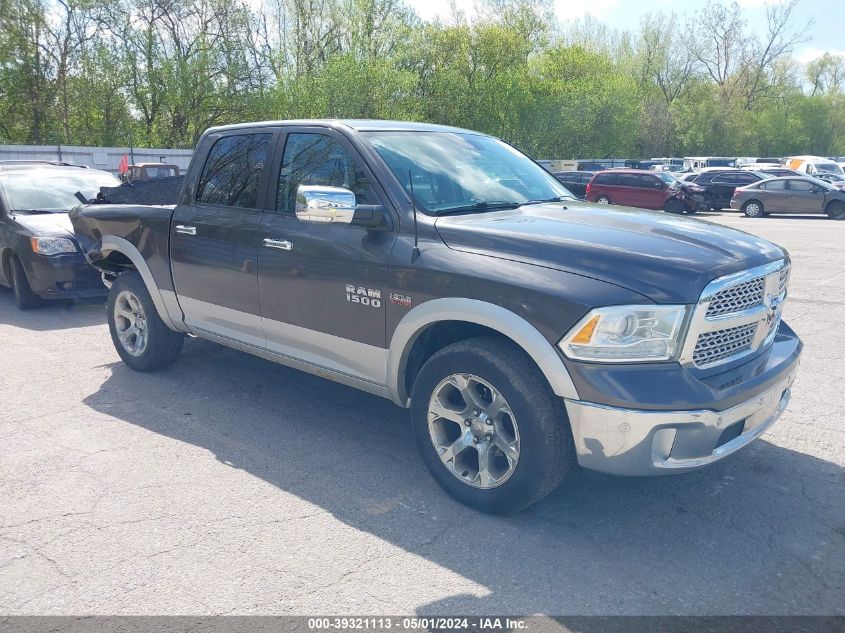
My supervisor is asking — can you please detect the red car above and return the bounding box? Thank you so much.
[585,169,705,214]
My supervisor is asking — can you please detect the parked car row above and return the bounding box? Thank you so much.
[552,163,845,219]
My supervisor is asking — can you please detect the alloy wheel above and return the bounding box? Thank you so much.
[427,373,520,489]
[113,290,148,356]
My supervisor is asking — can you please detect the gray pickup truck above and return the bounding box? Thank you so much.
[71,120,802,513]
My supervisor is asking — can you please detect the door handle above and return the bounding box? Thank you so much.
[175,225,197,236]
[263,238,293,251]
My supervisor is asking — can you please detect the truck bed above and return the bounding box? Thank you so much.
[70,203,177,292]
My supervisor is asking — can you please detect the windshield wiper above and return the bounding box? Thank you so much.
[436,200,523,215]
[11,209,61,214]
[523,195,574,205]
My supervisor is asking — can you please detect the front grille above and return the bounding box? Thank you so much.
[685,260,791,369]
[692,323,757,366]
[706,277,765,317]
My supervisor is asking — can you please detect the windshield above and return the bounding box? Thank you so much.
[809,177,835,190]
[0,169,120,212]
[813,162,844,175]
[656,172,682,188]
[363,131,574,214]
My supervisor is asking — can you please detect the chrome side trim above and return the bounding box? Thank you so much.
[177,295,389,388]
[263,314,388,385]
[193,327,391,400]
[178,296,265,349]
[388,298,580,407]
[99,236,187,332]
[680,259,788,369]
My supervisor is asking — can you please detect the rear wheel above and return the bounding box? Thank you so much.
[107,272,184,371]
[826,201,845,220]
[663,199,685,214]
[742,200,765,218]
[9,256,42,310]
[410,336,574,515]
[596,195,611,204]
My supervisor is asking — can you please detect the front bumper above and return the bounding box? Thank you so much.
[23,253,107,299]
[563,349,800,476]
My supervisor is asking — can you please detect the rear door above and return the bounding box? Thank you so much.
[785,179,826,213]
[755,179,787,212]
[256,127,397,386]
[615,173,643,207]
[170,129,276,347]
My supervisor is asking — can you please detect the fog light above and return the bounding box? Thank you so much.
[58,281,75,290]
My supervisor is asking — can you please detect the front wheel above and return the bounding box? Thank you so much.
[742,200,765,218]
[663,199,685,214]
[9,256,42,310]
[107,272,184,371]
[410,337,575,514]
[826,201,845,220]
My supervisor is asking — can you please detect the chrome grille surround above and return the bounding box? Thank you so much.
[680,259,790,370]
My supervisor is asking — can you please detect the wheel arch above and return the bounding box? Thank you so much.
[387,298,579,407]
[99,236,186,332]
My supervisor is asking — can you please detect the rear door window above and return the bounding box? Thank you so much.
[196,133,272,208]
[759,180,786,191]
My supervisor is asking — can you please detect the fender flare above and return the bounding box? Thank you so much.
[99,236,186,332]
[387,297,579,406]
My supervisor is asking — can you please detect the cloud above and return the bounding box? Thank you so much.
[554,0,620,23]
[795,47,845,64]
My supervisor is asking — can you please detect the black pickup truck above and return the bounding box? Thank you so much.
[71,120,802,514]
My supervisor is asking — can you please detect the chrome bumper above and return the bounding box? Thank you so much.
[564,369,798,476]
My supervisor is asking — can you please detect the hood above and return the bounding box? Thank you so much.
[434,203,786,303]
[680,182,705,194]
[12,211,76,239]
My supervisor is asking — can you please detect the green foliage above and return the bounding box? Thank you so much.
[0,0,842,157]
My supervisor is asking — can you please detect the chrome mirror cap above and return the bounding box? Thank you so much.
[295,185,356,224]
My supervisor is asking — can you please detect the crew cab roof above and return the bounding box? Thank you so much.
[203,119,482,136]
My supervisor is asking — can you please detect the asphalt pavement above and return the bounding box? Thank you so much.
[1,211,843,615]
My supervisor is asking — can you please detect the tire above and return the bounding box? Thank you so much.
[826,201,845,220]
[410,336,575,515]
[663,199,685,214]
[742,200,765,218]
[107,272,184,371]
[596,196,611,204]
[9,256,42,310]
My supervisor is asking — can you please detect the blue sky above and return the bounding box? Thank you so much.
[407,0,844,63]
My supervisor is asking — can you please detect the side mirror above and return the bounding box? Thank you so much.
[295,184,388,229]
[296,185,356,224]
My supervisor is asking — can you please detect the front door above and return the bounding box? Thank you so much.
[638,174,665,209]
[170,130,275,347]
[785,179,826,213]
[257,128,397,386]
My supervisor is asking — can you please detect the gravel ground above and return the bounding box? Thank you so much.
[1,211,843,615]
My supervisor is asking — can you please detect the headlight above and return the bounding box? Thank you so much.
[30,237,78,255]
[560,305,688,362]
